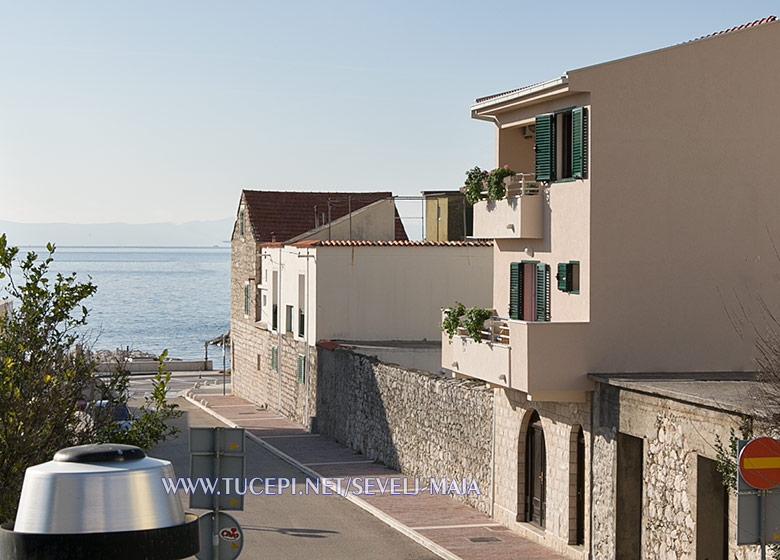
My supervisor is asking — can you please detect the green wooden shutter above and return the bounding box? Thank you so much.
[535,113,555,182]
[557,263,569,292]
[296,354,305,383]
[535,263,550,322]
[244,284,250,315]
[271,346,278,371]
[509,262,522,320]
[572,107,587,179]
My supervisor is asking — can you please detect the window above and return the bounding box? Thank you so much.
[296,354,306,383]
[243,283,250,316]
[535,107,587,182]
[257,353,262,370]
[256,286,263,321]
[271,271,278,331]
[239,208,245,237]
[298,274,305,338]
[271,345,278,371]
[509,262,550,322]
[286,305,294,333]
[556,261,580,294]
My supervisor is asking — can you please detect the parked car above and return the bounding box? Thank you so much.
[75,400,135,432]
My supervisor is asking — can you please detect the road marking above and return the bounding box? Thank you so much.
[183,393,463,560]
[410,523,503,531]
[211,404,262,408]
[227,416,285,421]
[260,434,320,438]
[304,460,375,466]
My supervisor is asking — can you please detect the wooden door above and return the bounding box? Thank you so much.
[526,415,546,527]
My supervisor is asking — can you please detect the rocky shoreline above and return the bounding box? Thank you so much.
[91,349,182,363]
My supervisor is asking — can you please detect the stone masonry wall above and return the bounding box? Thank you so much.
[230,201,316,427]
[231,321,316,426]
[492,388,591,560]
[592,383,761,560]
[316,345,494,513]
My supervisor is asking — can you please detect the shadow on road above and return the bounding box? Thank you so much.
[241,526,339,538]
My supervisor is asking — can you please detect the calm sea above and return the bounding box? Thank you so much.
[11,247,230,360]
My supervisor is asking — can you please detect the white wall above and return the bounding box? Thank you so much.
[315,245,492,341]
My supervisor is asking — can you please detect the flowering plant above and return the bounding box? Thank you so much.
[462,165,516,204]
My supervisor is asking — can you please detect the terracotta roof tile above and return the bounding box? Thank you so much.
[241,190,409,243]
[290,240,492,248]
[475,16,776,105]
[689,15,776,42]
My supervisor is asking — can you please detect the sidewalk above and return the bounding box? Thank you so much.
[184,390,566,560]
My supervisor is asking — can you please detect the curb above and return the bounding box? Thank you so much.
[183,391,462,560]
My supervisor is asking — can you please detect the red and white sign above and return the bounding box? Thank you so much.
[220,527,240,541]
[739,437,780,490]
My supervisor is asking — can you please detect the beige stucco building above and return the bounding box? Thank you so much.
[442,16,780,559]
[231,189,493,426]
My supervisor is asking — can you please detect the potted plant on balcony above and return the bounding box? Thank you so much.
[441,303,493,344]
[463,307,493,343]
[441,302,466,341]
[462,165,516,204]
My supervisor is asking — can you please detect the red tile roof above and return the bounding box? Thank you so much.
[290,240,492,248]
[475,16,776,105]
[241,190,408,243]
[690,15,776,42]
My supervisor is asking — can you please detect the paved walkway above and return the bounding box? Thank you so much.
[184,391,566,560]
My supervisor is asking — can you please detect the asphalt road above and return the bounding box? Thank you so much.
[128,371,231,400]
[147,398,439,560]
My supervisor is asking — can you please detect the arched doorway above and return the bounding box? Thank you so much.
[525,411,546,527]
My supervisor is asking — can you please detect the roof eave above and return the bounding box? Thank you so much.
[471,76,569,119]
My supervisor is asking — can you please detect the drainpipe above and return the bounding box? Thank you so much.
[589,391,595,559]
[297,248,315,430]
[490,388,496,518]
[278,245,283,414]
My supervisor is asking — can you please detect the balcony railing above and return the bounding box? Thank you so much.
[452,315,510,345]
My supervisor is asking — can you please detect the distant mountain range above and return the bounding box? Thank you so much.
[0,217,235,247]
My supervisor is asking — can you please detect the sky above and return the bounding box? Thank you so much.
[0,1,777,225]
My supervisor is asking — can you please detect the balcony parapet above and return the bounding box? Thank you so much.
[472,177,543,239]
[441,315,591,401]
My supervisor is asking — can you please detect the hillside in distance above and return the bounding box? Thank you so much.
[0,217,235,247]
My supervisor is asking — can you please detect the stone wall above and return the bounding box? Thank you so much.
[492,388,591,560]
[230,203,317,427]
[232,321,316,426]
[316,345,494,513]
[592,383,761,560]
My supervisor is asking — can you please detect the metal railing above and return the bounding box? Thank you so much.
[505,173,539,196]
[479,172,539,198]
[455,315,510,345]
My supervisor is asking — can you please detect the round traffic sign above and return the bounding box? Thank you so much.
[739,437,780,490]
[196,512,243,560]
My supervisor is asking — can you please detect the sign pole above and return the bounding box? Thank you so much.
[213,428,221,560]
[760,489,767,560]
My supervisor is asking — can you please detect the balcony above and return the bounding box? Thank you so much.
[472,178,543,239]
[442,316,512,388]
[442,316,591,400]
